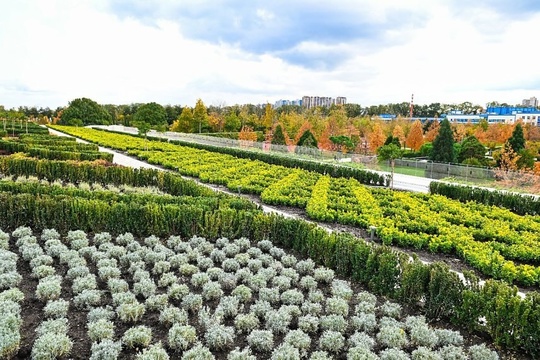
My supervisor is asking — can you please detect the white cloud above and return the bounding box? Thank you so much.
[0,0,539,109]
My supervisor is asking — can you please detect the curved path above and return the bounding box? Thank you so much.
[48,127,527,297]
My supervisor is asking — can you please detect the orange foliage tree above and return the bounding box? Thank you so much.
[424,121,440,142]
[368,122,386,153]
[406,120,424,151]
[392,124,406,148]
[238,125,258,148]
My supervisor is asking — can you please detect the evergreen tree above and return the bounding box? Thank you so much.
[271,124,287,145]
[430,119,455,162]
[507,123,525,153]
[384,135,401,147]
[296,129,318,148]
[458,135,486,163]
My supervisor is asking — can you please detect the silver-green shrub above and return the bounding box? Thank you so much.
[381,301,402,319]
[122,325,153,349]
[202,281,223,301]
[270,343,300,360]
[247,329,274,352]
[468,344,499,360]
[298,314,319,334]
[181,294,203,313]
[281,289,304,305]
[234,313,260,333]
[116,301,146,322]
[284,329,311,353]
[180,342,215,360]
[377,324,409,349]
[168,283,190,301]
[228,347,256,360]
[347,347,379,360]
[159,306,188,326]
[168,324,197,351]
[231,284,252,303]
[437,345,467,360]
[350,313,378,333]
[411,347,442,360]
[87,319,115,342]
[135,342,169,360]
[31,333,72,360]
[380,348,410,360]
[158,272,177,288]
[73,289,103,309]
[313,268,334,283]
[319,330,345,353]
[36,275,62,301]
[320,314,348,333]
[326,297,349,316]
[204,324,235,351]
[145,294,169,311]
[89,339,122,360]
[265,309,292,334]
[87,306,115,323]
[72,274,97,294]
[44,299,69,318]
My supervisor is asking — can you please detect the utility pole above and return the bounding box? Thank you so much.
[409,93,414,119]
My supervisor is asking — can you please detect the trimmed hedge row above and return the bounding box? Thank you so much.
[96,127,389,187]
[0,155,213,198]
[0,179,258,211]
[430,181,540,216]
[0,139,111,162]
[0,191,538,357]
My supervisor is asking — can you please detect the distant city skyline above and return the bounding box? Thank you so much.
[1,1,540,109]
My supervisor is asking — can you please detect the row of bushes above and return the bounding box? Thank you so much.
[0,139,111,162]
[0,155,213,198]
[430,181,540,216]
[204,131,265,142]
[0,179,258,211]
[0,191,538,357]
[95,128,389,187]
[1,123,49,136]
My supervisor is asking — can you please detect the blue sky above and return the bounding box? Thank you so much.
[1,0,539,109]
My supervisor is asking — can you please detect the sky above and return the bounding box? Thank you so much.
[1,0,540,110]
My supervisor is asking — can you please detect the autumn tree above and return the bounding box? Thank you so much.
[424,121,440,142]
[262,103,275,130]
[392,124,405,148]
[368,122,385,153]
[431,119,455,163]
[405,120,424,151]
[170,106,193,132]
[208,111,225,132]
[193,98,209,133]
[238,125,257,147]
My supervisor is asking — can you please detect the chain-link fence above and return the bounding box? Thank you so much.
[96,126,504,184]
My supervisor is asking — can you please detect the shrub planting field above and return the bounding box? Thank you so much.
[1,130,539,359]
[1,227,501,360]
[51,126,540,288]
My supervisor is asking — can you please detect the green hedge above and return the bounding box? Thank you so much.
[0,180,258,211]
[0,139,110,162]
[0,191,537,357]
[430,181,540,216]
[0,156,213,197]
[97,128,388,187]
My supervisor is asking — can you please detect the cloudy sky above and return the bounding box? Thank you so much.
[1,0,540,109]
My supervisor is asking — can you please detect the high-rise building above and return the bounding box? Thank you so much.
[301,96,347,109]
[522,96,538,107]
